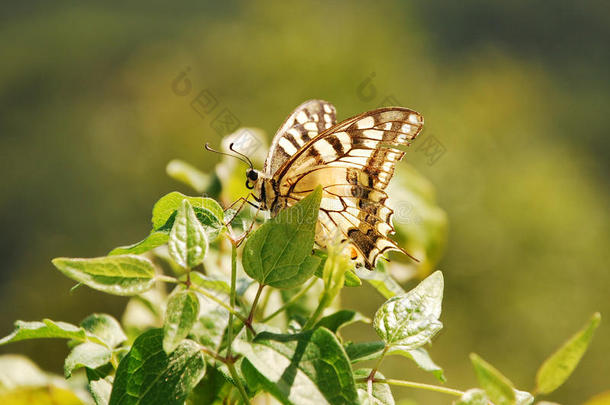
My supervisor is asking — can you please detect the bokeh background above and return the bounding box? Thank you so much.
[1,1,608,403]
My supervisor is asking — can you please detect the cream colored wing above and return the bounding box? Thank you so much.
[263,100,336,176]
[273,107,424,269]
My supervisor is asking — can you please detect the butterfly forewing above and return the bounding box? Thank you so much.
[272,106,424,269]
[263,99,336,176]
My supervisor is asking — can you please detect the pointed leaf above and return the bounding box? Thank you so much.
[0,354,49,388]
[470,353,516,405]
[108,232,168,256]
[345,341,387,363]
[387,346,446,382]
[163,290,200,353]
[344,341,445,382]
[152,192,223,229]
[86,365,114,405]
[0,319,104,346]
[535,312,601,395]
[453,389,489,405]
[354,369,395,405]
[583,391,610,405]
[64,342,111,378]
[374,271,443,349]
[166,159,213,193]
[109,329,206,405]
[168,200,208,269]
[242,187,322,289]
[514,389,534,405]
[80,314,127,349]
[189,295,230,351]
[52,255,156,296]
[186,367,231,405]
[315,310,370,333]
[187,271,230,294]
[356,261,405,299]
[234,327,358,405]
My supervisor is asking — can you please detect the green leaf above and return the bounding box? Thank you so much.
[470,353,516,405]
[514,389,534,405]
[0,319,105,347]
[52,255,156,296]
[356,261,405,299]
[0,355,87,403]
[344,341,445,382]
[187,271,230,294]
[189,296,230,351]
[242,187,322,289]
[163,290,200,353]
[168,200,208,269]
[80,314,127,349]
[109,329,206,405]
[108,232,168,256]
[374,271,443,348]
[387,347,445,382]
[345,341,386,363]
[110,193,224,257]
[314,310,370,333]
[234,327,358,405]
[535,312,601,395]
[152,192,223,230]
[344,270,362,287]
[354,369,395,405]
[86,365,114,405]
[453,388,489,405]
[0,354,49,389]
[166,159,213,193]
[313,250,361,287]
[186,367,231,405]
[582,391,610,405]
[64,342,111,378]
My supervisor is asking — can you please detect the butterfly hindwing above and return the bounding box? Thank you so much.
[263,99,336,176]
[273,107,424,269]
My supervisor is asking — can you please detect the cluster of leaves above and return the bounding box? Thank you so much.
[0,155,601,405]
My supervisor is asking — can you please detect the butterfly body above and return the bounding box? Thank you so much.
[245,100,424,269]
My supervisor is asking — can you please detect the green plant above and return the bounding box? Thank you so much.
[0,154,600,405]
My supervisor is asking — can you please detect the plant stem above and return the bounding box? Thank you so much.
[246,283,265,326]
[258,284,273,315]
[262,277,317,323]
[226,244,238,359]
[200,346,226,363]
[157,274,247,323]
[156,274,179,284]
[367,345,389,380]
[226,360,251,405]
[356,377,464,397]
[189,284,247,324]
[225,243,251,405]
[302,294,330,330]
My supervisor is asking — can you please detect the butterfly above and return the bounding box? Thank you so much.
[239,100,424,269]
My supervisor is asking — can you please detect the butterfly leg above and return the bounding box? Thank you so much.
[223,195,260,226]
[224,194,264,246]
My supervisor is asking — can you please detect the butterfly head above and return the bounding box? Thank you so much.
[245,168,260,190]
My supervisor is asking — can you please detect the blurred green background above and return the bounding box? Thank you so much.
[1,1,608,403]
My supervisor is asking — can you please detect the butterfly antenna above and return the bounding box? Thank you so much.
[204,143,250,166]
[229,143,254,170]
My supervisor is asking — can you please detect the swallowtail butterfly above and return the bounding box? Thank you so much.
[242,100,423,269]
